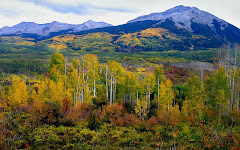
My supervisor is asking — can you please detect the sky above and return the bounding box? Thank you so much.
[0,0,239,28]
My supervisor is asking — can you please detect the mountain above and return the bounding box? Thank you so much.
[128,5,228,31]
[71,5,240,51]
[0,20,112,37]
[127,5,240,43]
[73,20,113,32]
[0,5,240,52]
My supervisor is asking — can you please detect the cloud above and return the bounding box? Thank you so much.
[0,0,239,28]
[0,0,138,28]
[20,0,136,15]
[0,9,18,16]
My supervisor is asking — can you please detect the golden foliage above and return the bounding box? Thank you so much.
[135,97,149,120]
[140,28,168,38]
[158,79,174,109]
[52,34,75,42]
[49,43,67,50]
[115,33,144,47]
[0,36,36,46]
[157,104,181,126]
[115,27,178,48]
[137,67,146,72]
[8,76,28,108]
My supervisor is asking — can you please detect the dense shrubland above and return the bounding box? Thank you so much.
[0,52,240,149]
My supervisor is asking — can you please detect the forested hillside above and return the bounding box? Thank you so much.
[0,35,219,76]
[0,52,240,149]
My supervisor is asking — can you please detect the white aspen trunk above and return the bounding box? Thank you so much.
[149,90,150,107]
[114,78,117,104]
[81,90,84,104]
[86,70,89,82]
[113,78,115,104]
[76,86,78,106]
[146,91,148,100]
[231,67,236,109]
[93,68,96,97]
[105,65,108,100]
[82,59,85,103]
[65,58,67,94]
[76,69,79,107]
[77,62,81,105]
[146,85,150,108]
[74,90,76,107]
[110,75,113,105]
[231,47,237,109]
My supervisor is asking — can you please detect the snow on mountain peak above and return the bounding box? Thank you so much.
[128,5,228,32]
[0,20,112,36]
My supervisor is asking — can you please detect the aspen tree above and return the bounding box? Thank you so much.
[8,76,28,109]
[158,79,174,110]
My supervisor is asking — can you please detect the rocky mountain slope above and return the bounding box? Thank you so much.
[128,5,228,32]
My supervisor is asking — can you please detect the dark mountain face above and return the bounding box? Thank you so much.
[75,20,160,35]
[72,16,240,51]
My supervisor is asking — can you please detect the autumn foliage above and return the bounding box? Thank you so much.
[0,52,240,149]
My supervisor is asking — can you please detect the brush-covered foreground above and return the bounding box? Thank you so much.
[0,52,240,149]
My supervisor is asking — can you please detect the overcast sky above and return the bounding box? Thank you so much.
[0,0,239,28]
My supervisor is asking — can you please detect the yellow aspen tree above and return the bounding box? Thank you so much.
[135,96,149,120]
[37,77,49,104]
[183,75,206,121]
[84,84,92,104]
[142,71,155,108]
[124,71,139,104]
[48,80,65,104]
[157,79,180,125]
[8,76,28,109]
[107,60,125,105]
[31,85,44,113]
[158,79,174,110]
[86,54,99,98]
[181,100,190,122]
[154,65,166,107]
[70,60,83,107]
[36,77,65,105]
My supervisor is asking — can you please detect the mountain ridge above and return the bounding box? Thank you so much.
[128,5,229,32]
[0,5,240,51]
[0,20,112,36]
